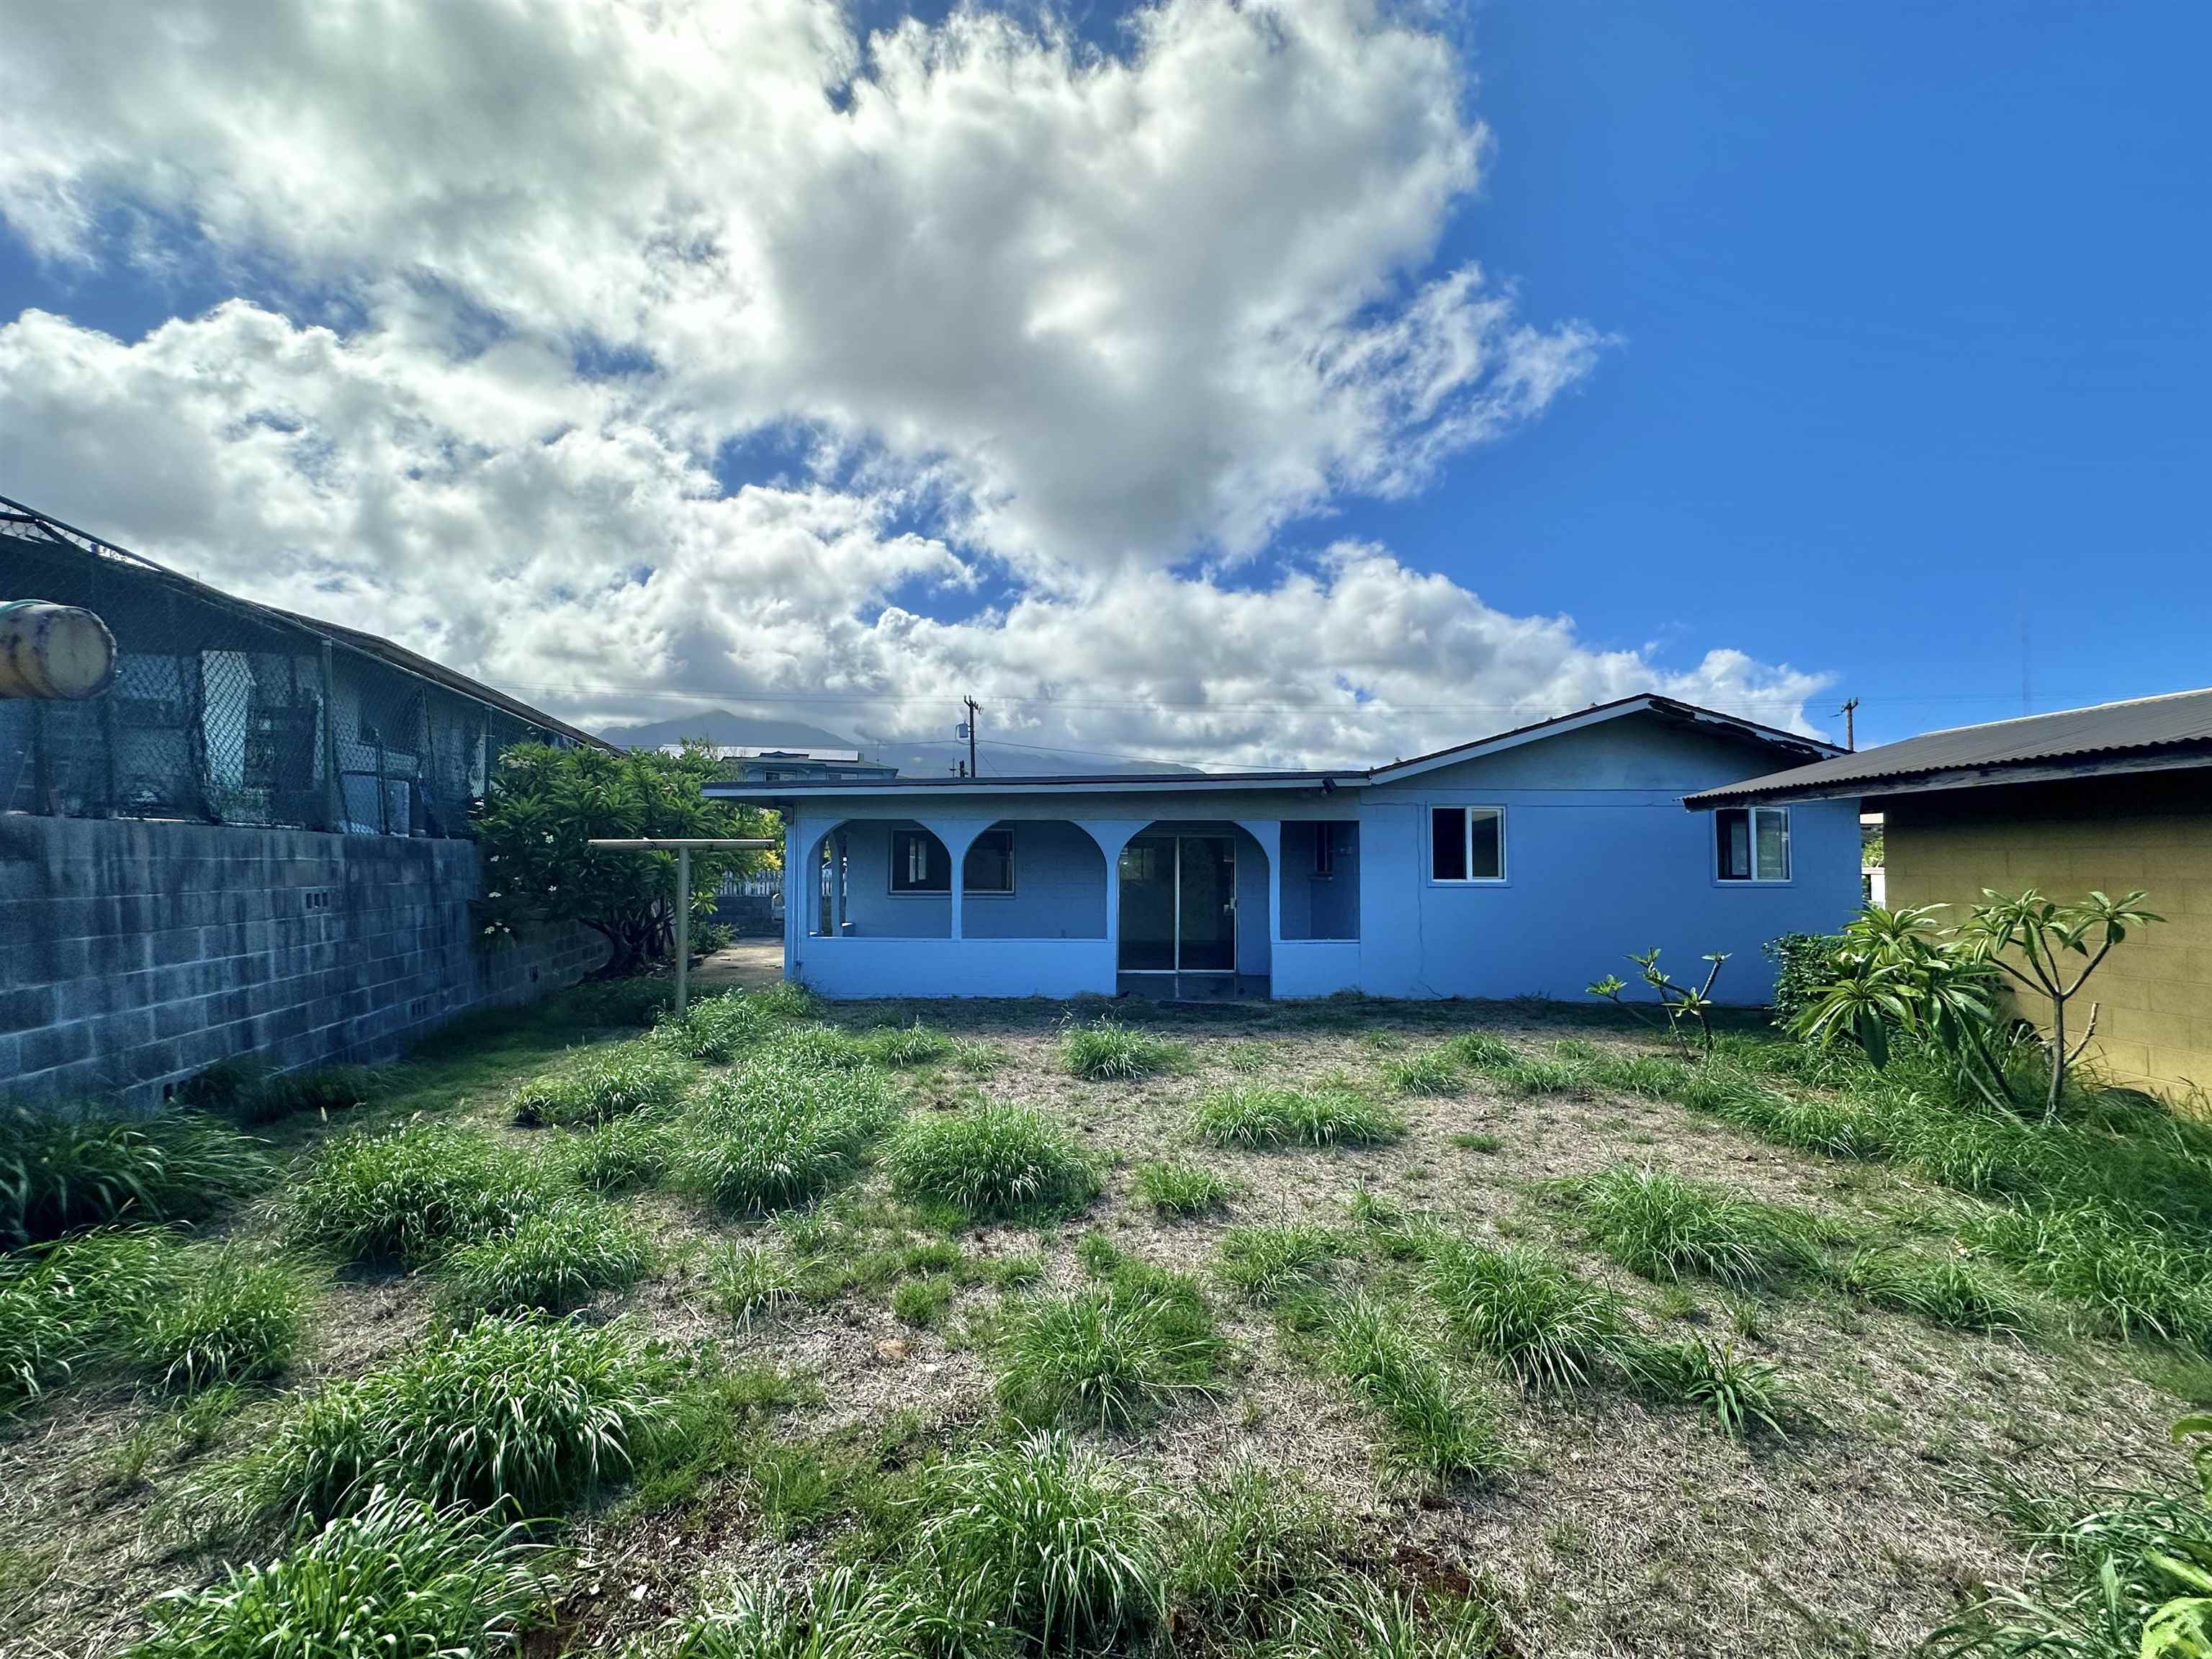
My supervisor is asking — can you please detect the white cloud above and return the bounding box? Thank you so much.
[0,0,1827,764]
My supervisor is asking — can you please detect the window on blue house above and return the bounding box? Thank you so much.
[963,828,1015,894]
[1714,806,1791,881]
[1430,806,1503,882]
[890,828,952,893]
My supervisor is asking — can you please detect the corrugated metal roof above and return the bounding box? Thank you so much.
[1683,687,2212,807]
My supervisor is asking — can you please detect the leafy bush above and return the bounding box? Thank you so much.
[996,1272,1221,1431]
[289,1121,557,1264]
[130,1246,308,1393]
[563,1116,673,1195]
[1557,1164,1822,1287]
[1327,1300,1507,1485]
[1216,1225,1344,1303]
[642,1565,920,1659]
[707,1241,799,1328]
[885,1102,1098,1222]
[0,1104,270,1246]
[1134,1159,1238,1217]
[1061,1018,1190,1082]
[1625,1335,1791,1439]
[1764,931,1840,1029]
[1421,1238,1624,1395]
[237,1312,674,1524]
[1190,1084,1403,1150]
[1837,1248,2024,1332]
[442,1199,652,1313]
[866,1022,955,1068]
[121,1489,553,1659]
[512,1040,691,1127]
[909,1432,1167,1651]
[680,1063,898,1215]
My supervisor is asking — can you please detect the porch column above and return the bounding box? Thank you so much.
[922,819,986,943]
[1077,821,1143,973]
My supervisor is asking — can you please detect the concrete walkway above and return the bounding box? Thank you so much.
[692,938,786,992]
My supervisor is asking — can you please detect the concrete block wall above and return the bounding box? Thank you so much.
[1,814,607,1111]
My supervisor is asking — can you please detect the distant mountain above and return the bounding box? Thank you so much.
[595,708,1197,778]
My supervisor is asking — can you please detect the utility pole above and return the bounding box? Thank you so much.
[1838,698,1859,752]
[962,695,980,778]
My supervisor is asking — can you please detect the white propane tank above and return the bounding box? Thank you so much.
[0,602,118,700]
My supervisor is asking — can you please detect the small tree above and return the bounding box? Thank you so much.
[472,743,778,976]
[1588,949,1730,1053]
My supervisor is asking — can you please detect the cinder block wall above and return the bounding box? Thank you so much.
[1,814,607,1110]
[1884,770,2212,1100]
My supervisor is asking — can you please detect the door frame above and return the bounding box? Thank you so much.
[1118,831,1238,976]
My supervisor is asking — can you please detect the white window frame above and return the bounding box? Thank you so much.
[1428,804,1506,885]
[1713,805,1792,884]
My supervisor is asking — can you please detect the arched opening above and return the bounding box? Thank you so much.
[806,819,952,939]
[963,819,1108,939]
[1115,821,1270,999]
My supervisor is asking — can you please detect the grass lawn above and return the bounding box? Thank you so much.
[4,982,2209,1657]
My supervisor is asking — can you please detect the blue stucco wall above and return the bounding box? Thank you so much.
[773,712,1863,1003]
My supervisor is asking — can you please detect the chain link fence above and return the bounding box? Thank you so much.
[2,502,593,836]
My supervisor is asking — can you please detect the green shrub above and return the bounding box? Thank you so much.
[1134,1159,1238,1217]
[1837,1248,2025,1332]
[885,1102,1098,1222]
[709,1241,799,1328]
[1380,1048,1463,1097]
[1060,1018,1190,1082]
[0,1104,270,1246]
[237,1311,674,1524]
[642,1565,920,1658]
[1190,1084,1403,1150]
[1421,1238,1625,1395]
[1216,1225,1344,1302]
[512,1040,691,1128]
[564,1116,673,1195]
[996,1272,1220,1431]
[1557,1164,1822,1287]
[1624,1335,1791,1438]
[289,1121,556,1264]
[131,1247,308,1393]
[680,1064,898,1215]
[442,1199,652,1313]
[1764,932,1841,1028]
[120,1489,553,1658]
[1327,1300,1507,1485]
[909,1432,1167,1651]
[866,1022,955,1068]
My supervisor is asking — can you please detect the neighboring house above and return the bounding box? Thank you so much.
[655,744,899,785]
[1686,688,2212,1097]
[706,695,1861,1004]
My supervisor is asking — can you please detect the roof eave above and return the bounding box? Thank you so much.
[1684,744,2212,809]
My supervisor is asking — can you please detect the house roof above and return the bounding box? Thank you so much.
[704,693,1840,801]
[1683,686,2212,809]
[1,493,616,753]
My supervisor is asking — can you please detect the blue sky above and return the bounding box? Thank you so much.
[2,1,2205,762]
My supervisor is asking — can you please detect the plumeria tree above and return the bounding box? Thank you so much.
[472,743,778,976]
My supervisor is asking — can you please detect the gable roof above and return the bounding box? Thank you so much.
[704,693,1840,801]
[1683,687,2212,809]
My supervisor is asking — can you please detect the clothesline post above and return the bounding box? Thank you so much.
[583,837,775,1017]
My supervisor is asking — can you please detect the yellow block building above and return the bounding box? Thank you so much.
[1688,692,2212,1103]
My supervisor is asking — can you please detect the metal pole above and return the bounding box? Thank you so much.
[675,846,691,1017]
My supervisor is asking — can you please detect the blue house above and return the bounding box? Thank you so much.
[704,696,1860,1004]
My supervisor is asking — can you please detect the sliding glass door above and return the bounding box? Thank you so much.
[1118,833,1236,974]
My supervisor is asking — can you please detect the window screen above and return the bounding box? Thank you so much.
[889,828,951,893]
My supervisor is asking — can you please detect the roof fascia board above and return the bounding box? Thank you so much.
[1685,747,2212,809]
[704,774,1364,801]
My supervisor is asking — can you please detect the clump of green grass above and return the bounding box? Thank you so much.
[0,1104,270,1246]
[557,976,680,1028]
[949,1037,1009,1076]
[885,1102,1098,1222]
[1190,1084,1404,1150]
[1216,1225,1344,1303]
[1450,1131,1503,1154]
[648,1565,920,1658]
[891,1274,958,1327]
[758,1023,871,1073]
[680,1063,899,1215]
[1961,1202,2212,1346]
[441,1198,652,1313]
[1327,1300,1508,1485]
[655,991,778,1064]
[748,981,825,1023]
[1219,1042,1275,1076]
[1625,1335,1791,1438]
[1,1228,177,1411]
[130,1246,308,1393]
[121,1490,554,1658]
[996,1266,1221,1431]
[511,1040,691,1127]
[1380,1048,1464,1097]
[1836,1247,2026,1332]
[1421,1238,1625,1395]
[176,1058,385,1125]
[1557,1163,1822,1287]
[707,1241,799,1328]
[1272,1576,1503,1659]
[1444,1033,1519,1069]
[866,1021,955,1067]
[1171,1458,1339,1635]
[1061,1017,1190,1082]
[909,1431,1167,1652]
[289,1120,557,1264]
[233,1311,673,1524]
[1134,1159,1238,1217]
[563,1115,673,1195]
[1491,1054,1596,1097]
